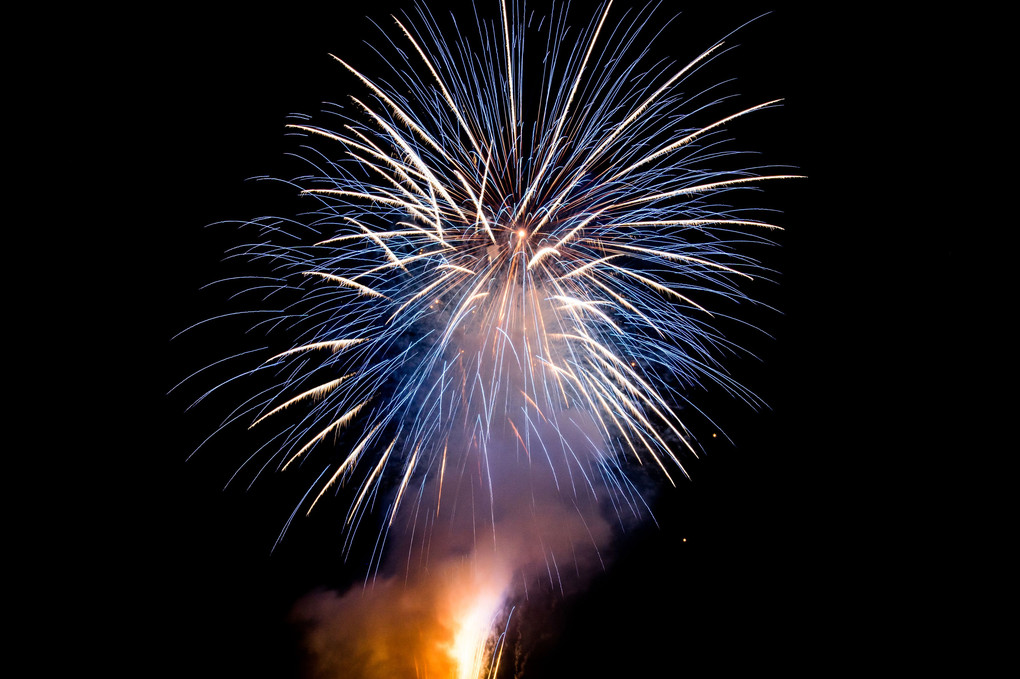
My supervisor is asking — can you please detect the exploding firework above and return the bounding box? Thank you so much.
[177,0,798,676]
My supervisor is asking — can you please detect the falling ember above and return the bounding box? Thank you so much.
[178,0,798,675]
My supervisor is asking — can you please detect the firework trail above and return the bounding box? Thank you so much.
[178,0,798,675]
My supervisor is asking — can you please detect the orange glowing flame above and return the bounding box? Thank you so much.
[419,552,513,679]
[447,585,507,679]
[292,556,514,679]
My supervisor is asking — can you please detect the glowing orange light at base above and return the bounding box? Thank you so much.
[447,586,508,679]
[292,554,514,679]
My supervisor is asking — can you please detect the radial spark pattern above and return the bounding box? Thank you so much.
[188,0,797,565]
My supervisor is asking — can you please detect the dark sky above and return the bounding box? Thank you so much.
[130,2,903,676]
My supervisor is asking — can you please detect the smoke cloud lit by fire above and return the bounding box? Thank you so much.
[291,285,629,678]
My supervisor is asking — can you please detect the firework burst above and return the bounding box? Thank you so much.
[178,1,798,675]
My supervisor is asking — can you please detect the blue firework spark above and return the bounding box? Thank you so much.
[182,0,798,570]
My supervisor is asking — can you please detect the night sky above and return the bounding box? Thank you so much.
[127,2,906,676]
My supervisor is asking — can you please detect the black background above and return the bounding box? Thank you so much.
[98,1,924,676]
